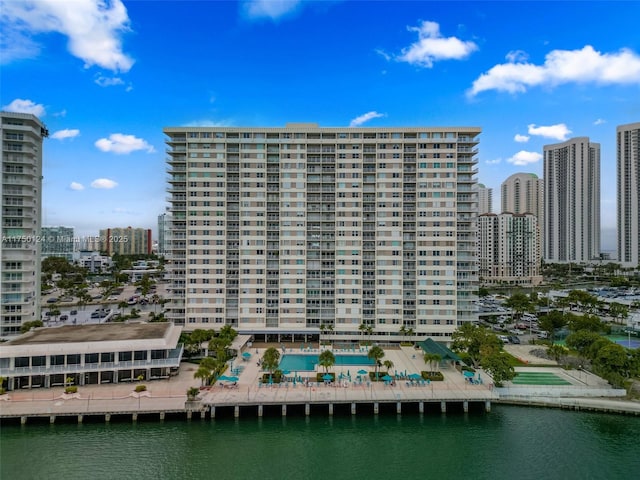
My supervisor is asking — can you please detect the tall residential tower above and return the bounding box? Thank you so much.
[617,122,640,267]
[543,137,600,263]
[164,124,480,343]
[1,112,46,336]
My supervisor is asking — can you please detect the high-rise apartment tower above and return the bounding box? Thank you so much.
[1,112,47,336]
[617,122,640,267]
[164,124,480,343]
[544,137,600,263]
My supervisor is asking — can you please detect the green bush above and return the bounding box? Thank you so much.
[421,371,444,381]
[64,386,78,394]
[187,387,200,399]
[261,373,282,383]
[134,385,147,393]
[368,371,390,382]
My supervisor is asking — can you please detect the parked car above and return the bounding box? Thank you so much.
[508,335,521,344]
[90,312,101,319]
[59,315,68,321]
[70,310,78,315]
[537,331,549,339]
[498,335,511,343]
[47,297,58,303]
[60,296,73,302]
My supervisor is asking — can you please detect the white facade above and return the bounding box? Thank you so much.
[164,124,480,343]
[1,112,46,337]
[501,172,543,255]
[617,122,640,268]
[478,213,542,286]
[158,211,171,256]
[544,137,600,263]
[477,183,493,215]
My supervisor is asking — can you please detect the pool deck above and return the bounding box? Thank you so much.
[2,346,639,421]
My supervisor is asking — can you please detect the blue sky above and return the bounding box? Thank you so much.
[2,0,639,251]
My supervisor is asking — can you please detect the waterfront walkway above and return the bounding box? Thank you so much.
[2,346,639,421]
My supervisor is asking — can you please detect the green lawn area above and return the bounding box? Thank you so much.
[512,372,572,385]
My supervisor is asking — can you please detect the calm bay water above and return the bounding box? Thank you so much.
[2,406,639,480]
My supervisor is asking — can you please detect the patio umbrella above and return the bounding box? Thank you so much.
[282,369,291,375]
[357,369,368,375]
[227,376,239,383]
[463,371,475,378]
[382,374,393,382]
[218,375,230,382]
[322,373,333,381]
[408,373,421,380]
[242,352,252,358]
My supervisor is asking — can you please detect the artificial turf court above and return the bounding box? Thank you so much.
[511,371,572,385]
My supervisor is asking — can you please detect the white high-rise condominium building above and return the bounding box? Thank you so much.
[478,213,542,286]
[1,112,47,337]
[477,184,492,214]
[617,122,640,268]
[165,124,480,343]
[544,137,600,263]
[41,226,75,262]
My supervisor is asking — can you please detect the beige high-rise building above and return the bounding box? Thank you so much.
[544,137,600,263]
[164,124,480,343]
[501,172,544,261]
[617,122,640,268]
[478,213,542,286]
[1,112,46,337]
[99,227,152,255]
[477,183,492,215]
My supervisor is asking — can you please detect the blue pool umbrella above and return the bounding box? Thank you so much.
[218,375,230,382]
[382,374,393,382]
[242,352,252,358]
[463,371,475,378]
[408,373,421,380]
[282,369,291,375]
[357,369,368,375]
[227,376,239,383]
[322,373,333,381]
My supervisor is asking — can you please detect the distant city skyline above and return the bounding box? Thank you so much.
[2,1,639,250]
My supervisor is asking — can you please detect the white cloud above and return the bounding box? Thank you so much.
[1,0,134,72]
[91,178,118,189]
[593,118,606,125]
[51,129,80,140]
[470,45,640,96]
[505,50,529,63]
[485,158,502,165]
[2,98,46,117]
[69,182,85,191]
[528,123,572,141]
[52,109,67,117]
[349,111,386,127]
[514,134,530,143]
[95,75,124,87]
[95,133,155,154]
[507,151,543,166]
[243,0,302,20]
[396,20,478,68]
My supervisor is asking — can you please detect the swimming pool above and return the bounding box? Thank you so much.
[279,354,375,372]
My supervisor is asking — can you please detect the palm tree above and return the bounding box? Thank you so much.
[423,353,441,374]
[399,325,407,343]
[383,359,395,375]
[358,323,367,343]
[319,323,327,345]
[261,347,281,377]
[406,327,415,345]
[327,324,334,345]
[118,301,128,316]
[366,325,374,345]
[368,345,385,378]
[318,349,336,373]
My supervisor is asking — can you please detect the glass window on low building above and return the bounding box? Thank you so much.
[100,352,114,363]
[151,349,166,360]
[119,351,132,362]
[15,356,29,368]
[85,353,99,364]
[51,355,64,366]
[32,356,46,367]
[66,354,81,365]
[134,350,147,361]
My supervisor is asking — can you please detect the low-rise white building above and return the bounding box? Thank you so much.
[0,323,183,391]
